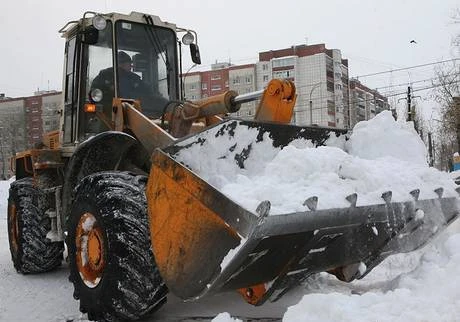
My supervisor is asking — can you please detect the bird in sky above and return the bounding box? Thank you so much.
[410,40,417,44]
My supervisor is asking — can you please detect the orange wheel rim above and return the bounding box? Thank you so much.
[76,213,106,288]
[8,203,19,253]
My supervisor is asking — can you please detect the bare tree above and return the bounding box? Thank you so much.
[430,8,460,169]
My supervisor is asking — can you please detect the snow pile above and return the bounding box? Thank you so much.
[212,312,242,322]
[174,111,457,214]
[346,111,427,164]
[282,231,460,322]
[0,177,13,218]
[210,222,460,322]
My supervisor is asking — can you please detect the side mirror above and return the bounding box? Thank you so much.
[190,43,201,65]
[81,26,99,45]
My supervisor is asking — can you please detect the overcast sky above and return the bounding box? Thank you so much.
[0,0,458,109]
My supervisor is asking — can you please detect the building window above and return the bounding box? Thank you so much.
[263,75,269,82]
[327,100,335,114]
[233,76,240,84]
[211,84,221,91]
[245,75,252,84]
[272,57,294,68]
[273,69,294,79]
[211,74,221,80]
[202,83,207,90]
[262,64,269,71]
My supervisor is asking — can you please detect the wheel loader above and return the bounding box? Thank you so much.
[6,11,460,322]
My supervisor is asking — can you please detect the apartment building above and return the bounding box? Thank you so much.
[0,91,61,179]
[349,79,389,128]
[0,96,27,179]
[257,44,350,127]
[183,62,257,118]
[228,64,257,117]
[183,44,390,128]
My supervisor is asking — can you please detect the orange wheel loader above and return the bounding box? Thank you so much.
[6,11,459,321]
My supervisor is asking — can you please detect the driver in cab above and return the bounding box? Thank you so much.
[91,51,167,118]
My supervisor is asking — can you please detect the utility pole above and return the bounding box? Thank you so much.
[403,86,422,134]
[428,132,434,166]
[309,83,321,125]
[406,86,412,122]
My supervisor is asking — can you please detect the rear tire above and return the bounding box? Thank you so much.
[67,171,167,321]
[7,177,64,273]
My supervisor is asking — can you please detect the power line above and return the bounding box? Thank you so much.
[374,77,438,91]
[295,79,460,107]
[354,58,460,79]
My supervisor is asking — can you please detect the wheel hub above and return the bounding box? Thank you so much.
[8,203,19,253]
[76,212,106,288]
[87,228,104,271]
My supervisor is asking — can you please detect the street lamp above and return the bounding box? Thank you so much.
[309,83,321,125]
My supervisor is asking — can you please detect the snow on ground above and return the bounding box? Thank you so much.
[1,111,460,321]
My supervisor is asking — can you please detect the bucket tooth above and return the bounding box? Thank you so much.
[381,191,392,203]
[256,200,271,218]
[409,189,420,201]
[434,187,444,199]
[346,193,358,208]
[303,196,318,211]
[456,187,460,196]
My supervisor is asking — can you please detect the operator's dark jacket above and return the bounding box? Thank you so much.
[91,67,150,101]
[91,67,168,117]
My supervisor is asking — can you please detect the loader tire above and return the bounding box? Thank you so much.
[7,177,64,274]
[67,171,167,322]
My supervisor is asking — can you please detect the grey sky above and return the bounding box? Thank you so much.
[0,0,458,105]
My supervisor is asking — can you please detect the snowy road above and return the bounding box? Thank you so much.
[2,212,460,322]
[2,111,460,322]
[0,214,301,322]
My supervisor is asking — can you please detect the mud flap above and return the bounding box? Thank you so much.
[147,119,460,304]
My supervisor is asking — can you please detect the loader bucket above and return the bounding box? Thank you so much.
[146,118,460,304]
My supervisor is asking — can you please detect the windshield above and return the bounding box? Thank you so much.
[115,20,178,117]
[84,19,178,123]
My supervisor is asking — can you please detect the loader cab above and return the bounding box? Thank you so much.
[59,11,200,147]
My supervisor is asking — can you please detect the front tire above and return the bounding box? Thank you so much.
[67,171,167,321]
[7,177,64,274]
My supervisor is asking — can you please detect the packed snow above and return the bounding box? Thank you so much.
[174,111,458,214]
[1,111,460,321]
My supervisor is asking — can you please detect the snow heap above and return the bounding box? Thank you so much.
[174,111,457,214]
[0,177,13,218]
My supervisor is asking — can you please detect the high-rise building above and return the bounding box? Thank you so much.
[257,44,350,127]
[183,62,257,118]
[349,79,389,127]
[182,44,390,128]
[0,91,61,179]
[0,97,26,179]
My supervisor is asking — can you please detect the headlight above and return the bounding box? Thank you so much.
[182,31,194,45]
[90,88,103,102]
[92,15,107,31]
